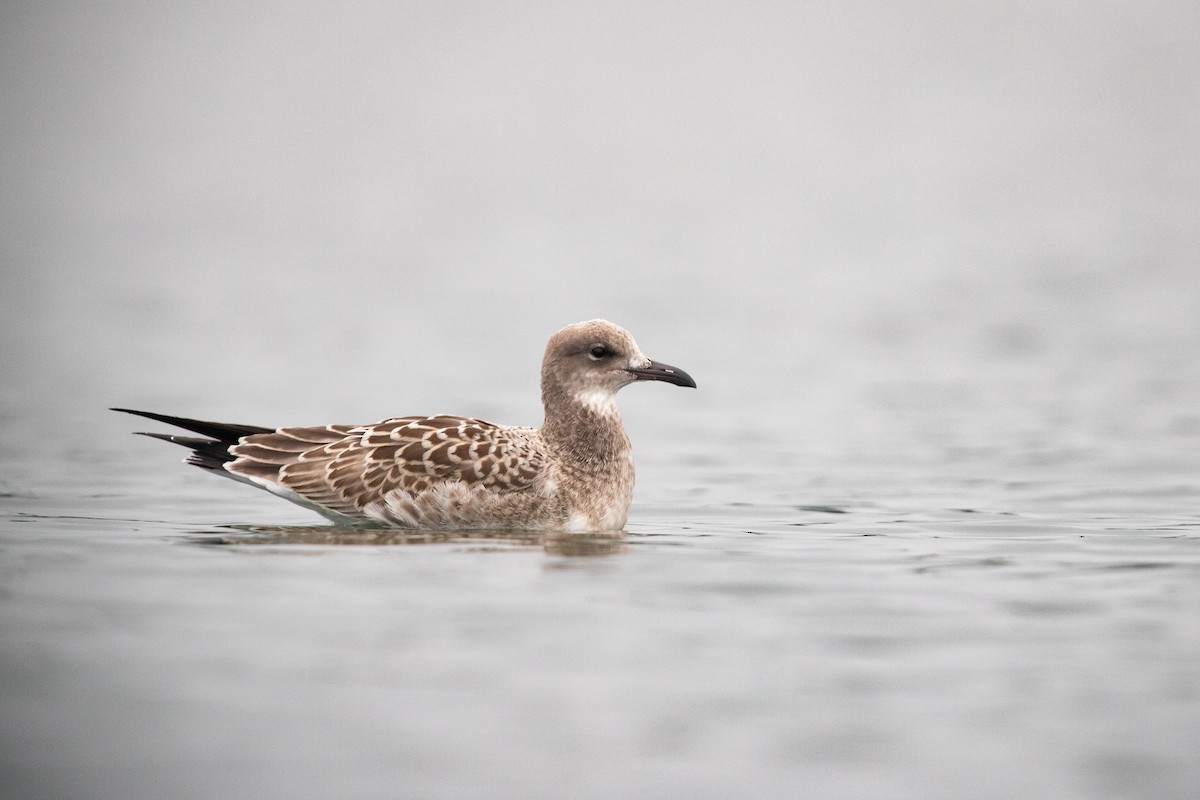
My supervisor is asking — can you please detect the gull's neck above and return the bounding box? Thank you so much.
[540,382,630,463]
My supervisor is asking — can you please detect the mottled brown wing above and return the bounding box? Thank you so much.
[225,422,373,514]
[226,415,545,516]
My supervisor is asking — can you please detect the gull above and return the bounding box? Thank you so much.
[113,320,696,532]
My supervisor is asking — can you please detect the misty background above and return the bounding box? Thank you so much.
[3,2,1197,455]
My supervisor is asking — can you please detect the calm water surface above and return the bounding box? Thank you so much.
[2,321,1198,799]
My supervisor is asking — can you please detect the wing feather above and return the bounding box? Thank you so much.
[226,415,546,518]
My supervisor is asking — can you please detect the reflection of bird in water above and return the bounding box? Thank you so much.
[115,320,694,532]
[186,526,628,556]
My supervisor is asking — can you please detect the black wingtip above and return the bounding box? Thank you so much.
[128,429,238,470]
[133,430,204,445]
[111,408,273,440]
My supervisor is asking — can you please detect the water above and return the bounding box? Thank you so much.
[3,3,1200,799]
[3,320,1198,799]
[3,505,1195,800]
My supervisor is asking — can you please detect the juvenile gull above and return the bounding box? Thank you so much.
[113,320,696,532]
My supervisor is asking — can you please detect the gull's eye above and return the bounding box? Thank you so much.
[588,344,611,361]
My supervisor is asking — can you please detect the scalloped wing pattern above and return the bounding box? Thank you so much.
[225,416,546,518]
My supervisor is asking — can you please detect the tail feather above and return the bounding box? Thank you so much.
[132,431,236,471]
[112,408,274,472]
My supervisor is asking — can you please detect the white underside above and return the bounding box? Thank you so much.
[564,507,628,533]
[216,463,365,525]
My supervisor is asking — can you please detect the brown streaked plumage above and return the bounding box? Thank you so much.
[113,320,696,532]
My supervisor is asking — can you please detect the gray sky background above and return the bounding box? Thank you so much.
[2,1,1197,432]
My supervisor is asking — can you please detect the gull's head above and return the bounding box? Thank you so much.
[541,320,697,415]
